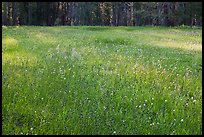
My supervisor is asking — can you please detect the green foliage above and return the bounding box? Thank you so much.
[54,18,61,26]
[2,26,202,135]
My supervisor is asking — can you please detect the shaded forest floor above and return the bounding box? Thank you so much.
[2,26,202,135]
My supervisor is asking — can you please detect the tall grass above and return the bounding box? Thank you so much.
[2,26,202,135]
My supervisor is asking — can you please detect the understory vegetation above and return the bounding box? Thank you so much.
[2,26,202,135]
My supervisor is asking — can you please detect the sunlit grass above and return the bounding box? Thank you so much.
[2,51,37,67]
[3,37,18,45]
[2,26,202,135]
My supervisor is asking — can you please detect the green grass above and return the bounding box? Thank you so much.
[2,25,202,135]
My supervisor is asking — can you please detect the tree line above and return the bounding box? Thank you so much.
[2,2,202,27]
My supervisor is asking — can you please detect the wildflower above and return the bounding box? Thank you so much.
[150,123,154,126]
[181,119,183,122]
[104,106,107,110]
[171,130,175,135]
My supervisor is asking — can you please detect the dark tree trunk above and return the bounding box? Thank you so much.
[7,2,11,25]
[28,2,32,25]
[112,2,116,26]
[127,2,134,26]
[130,2,134,26]
[37,2,42,25]
[2,2,8,25]
[65,2,70,25]
[12,2,17,25]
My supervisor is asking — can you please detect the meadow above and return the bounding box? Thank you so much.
[2,26,202,135]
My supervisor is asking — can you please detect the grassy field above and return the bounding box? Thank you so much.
[2,26,202,135]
